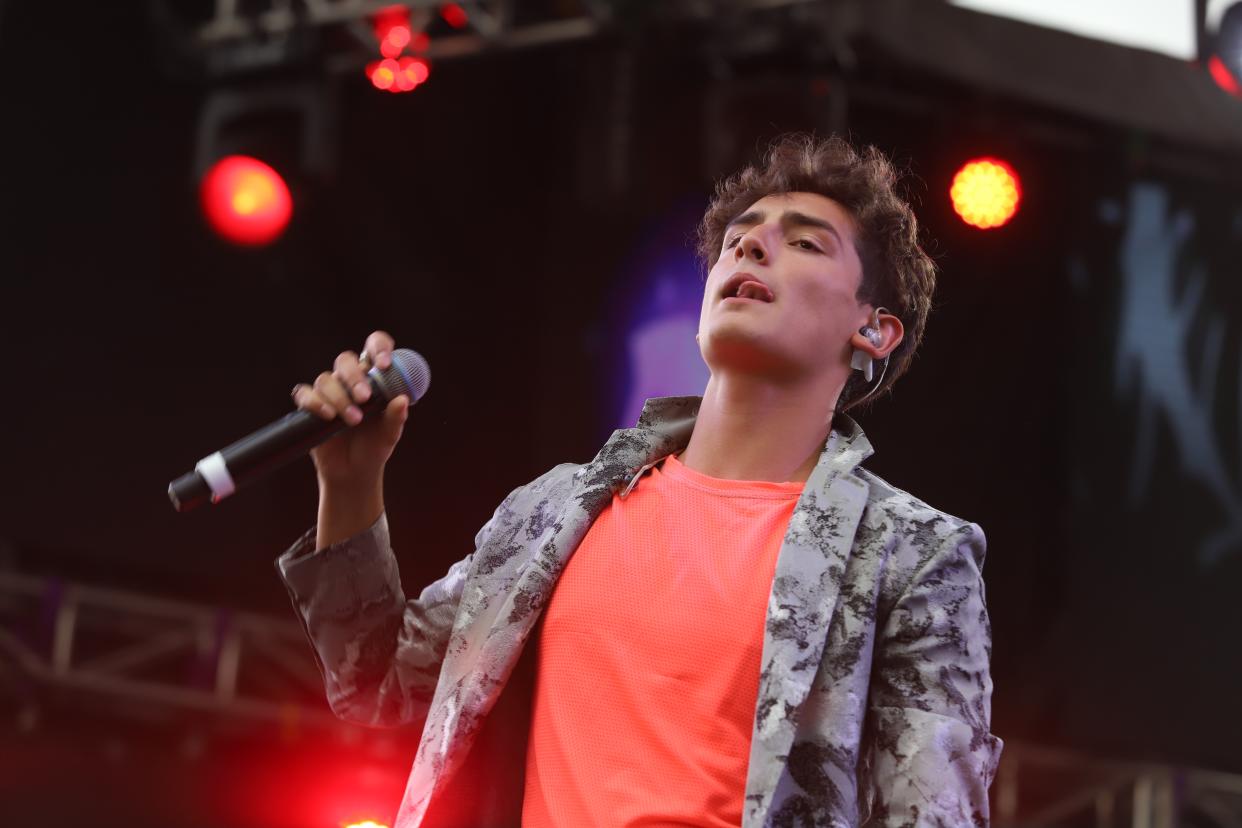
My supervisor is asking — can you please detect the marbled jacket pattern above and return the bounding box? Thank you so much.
[277,396,1002,827]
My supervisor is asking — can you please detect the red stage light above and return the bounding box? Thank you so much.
[370,58,400,91]
[394,64,415,92]
[950,157,1021,230]
[400,56,430,86]
[386,24,411,50]
[200,155,292,246]
[1208,54,1242,97]
[368,57,430,93]
[380,25,410,58]
[441,3,468,28]
[374,6,413,59]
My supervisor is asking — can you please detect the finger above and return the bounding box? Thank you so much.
[365,330,396,370]
[379,395,409,444]
[314,371,362,425]
[334,350,371,404]
[292,384,335,421]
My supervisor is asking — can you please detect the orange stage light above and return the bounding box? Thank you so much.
[950,157,1021,230]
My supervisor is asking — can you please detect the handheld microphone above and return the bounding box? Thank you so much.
[168,349,431,513]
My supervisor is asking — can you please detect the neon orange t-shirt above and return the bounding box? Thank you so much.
[522,453,804,827]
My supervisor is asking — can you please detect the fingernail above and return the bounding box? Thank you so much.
[346,406,362,425]
[353,382,370,401]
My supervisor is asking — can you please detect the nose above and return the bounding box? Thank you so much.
[735,229,767,263]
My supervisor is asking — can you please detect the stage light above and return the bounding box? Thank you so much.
[1204,1,1242,98]
[368,58,400,91]
[441,3,469,29]
[380,25,410,58]
[374,6,413,59]
[400,56,430,85]
[950,157,1021,229]
[200,155,292,246]
[366,53,430,94]
[343,821,390,828]
[367,5,433,92]
[368,56,429,93]
[1209,53,1242,96]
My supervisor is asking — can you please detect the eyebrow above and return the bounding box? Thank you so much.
[724,209,845,249]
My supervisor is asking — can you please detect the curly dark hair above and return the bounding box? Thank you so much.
[696,133,936,411]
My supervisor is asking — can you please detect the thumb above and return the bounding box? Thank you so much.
[380,395,409,442]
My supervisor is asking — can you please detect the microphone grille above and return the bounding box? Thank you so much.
[374,348,432,403]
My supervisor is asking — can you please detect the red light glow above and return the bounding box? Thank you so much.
[1208,55,1242,97]
[401,56,430,85]
[387,25,411,49]
[949,157,1021,230]
[374,6,413,59]
[441,3,468,28]
[222,745,405,828]
[370,58,400,91]
[369,56,430,93]
[200,155,292,246]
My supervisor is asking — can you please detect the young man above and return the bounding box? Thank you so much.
[280,134,1002,827]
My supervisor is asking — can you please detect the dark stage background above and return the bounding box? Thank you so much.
[2,1,1241,825]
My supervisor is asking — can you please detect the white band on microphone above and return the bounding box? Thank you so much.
[195,452,236,503]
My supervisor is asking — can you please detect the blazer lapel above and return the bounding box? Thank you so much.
[482,395,701,648]
[744,418,874,824]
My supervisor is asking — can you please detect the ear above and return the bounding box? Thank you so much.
[848,309,905,360]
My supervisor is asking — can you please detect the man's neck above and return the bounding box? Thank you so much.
[677,371,843,484]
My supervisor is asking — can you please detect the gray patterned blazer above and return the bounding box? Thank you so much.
[277,396,1002,827]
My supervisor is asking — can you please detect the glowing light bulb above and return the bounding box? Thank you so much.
[949,158,1021,230]
[200,155,292,246]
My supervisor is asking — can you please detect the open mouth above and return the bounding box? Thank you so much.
[721,273,775,303]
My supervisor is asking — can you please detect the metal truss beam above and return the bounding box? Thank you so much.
[196,0,514,44]
[995,743,1242,828]
[5,571,1242,824]
[0,570,339,728]
[166,0,823,79]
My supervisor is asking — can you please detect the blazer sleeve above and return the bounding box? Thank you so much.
[275,496,512,729]
[860,521,1004,827]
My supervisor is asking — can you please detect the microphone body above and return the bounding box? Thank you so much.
[169,349,430,512]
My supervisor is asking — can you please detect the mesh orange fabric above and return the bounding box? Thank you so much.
[522,453,803,827]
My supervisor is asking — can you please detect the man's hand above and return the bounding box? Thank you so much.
[291,330,409,548]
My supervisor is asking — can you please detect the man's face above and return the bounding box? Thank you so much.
[699,191,870,382]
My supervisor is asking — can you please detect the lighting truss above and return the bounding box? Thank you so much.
[195,0,514,46]
[0,570,340,728]
[994,743,1242,828]
[7,567,1242,828]
[158,0,827,80]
